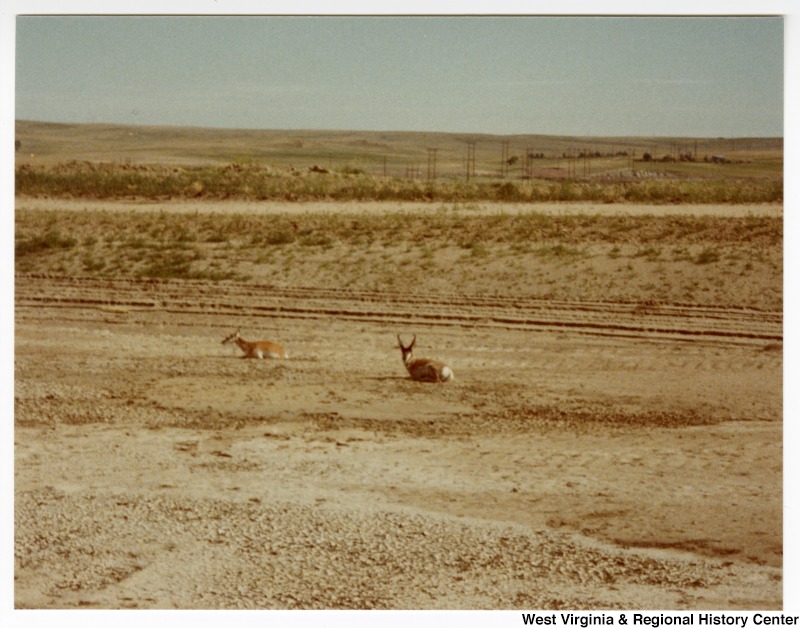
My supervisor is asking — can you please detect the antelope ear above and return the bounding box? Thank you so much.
[410,334,417,349]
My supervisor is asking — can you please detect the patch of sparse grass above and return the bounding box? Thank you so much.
[136,249,196,279]
[671,247,693,262]
[125,236,148,249]
[15,228,77,256]
[135,248,237,281]
[264,229,297,245]
[694,247,721,265]
[633,246,662,261]
[299,233,335,248]
[13,207,782,309]
[468,242,489,258]
[172,226,198,243]
[81,255,106,272]
[510,241,533,254]
[535,243,585,259]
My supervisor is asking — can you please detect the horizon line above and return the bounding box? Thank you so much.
[14,119,785,141]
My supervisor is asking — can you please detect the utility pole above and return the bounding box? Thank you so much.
[524,146,532,179]
[465,141,476,181]
[427,148,438,181]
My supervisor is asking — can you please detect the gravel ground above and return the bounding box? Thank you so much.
[14,486,779,610]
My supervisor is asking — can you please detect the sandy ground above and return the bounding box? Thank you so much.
[13,201,784,610]
[16,197,783,217]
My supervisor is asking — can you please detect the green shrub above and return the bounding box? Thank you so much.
[16,229,77,256]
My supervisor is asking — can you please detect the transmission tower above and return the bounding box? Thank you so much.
[465,141,476,181]
[426,148,438,181]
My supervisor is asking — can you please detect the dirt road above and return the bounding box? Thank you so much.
[14,201,783,610]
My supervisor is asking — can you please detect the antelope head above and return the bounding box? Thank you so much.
[397,333,416,366]
[222,328,242,345]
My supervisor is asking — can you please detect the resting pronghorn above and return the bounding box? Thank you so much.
[222,328,289,359]
[397,334,454,383]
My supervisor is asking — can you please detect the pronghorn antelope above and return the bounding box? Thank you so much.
[222,328,288,359]
[397,334,454,383]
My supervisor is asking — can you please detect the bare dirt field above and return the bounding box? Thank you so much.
[14,200,783,610]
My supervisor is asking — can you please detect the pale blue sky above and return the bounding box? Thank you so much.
[14,14,785,137]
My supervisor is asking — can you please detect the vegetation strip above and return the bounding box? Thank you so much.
[16,160,782,204]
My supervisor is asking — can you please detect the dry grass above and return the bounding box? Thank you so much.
[13,121,783,307]
[15,160,783,204]
[15,206,783,310]
[15,120,783,204]
[15,120,783,172]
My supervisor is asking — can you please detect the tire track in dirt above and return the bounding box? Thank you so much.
[16,274,782,344]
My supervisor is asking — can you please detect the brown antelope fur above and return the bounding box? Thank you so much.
[397,334,454,383]
[222,328,288,359]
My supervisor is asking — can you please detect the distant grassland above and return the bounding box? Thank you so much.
[15,121,783,204]
[15,161,783,204]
